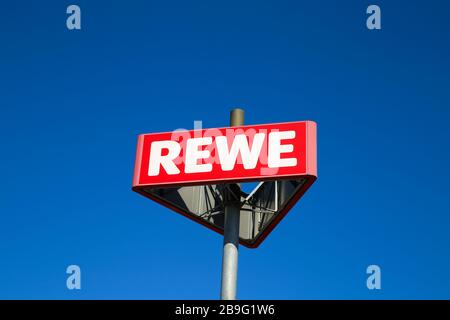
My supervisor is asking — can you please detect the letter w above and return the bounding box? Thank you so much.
[216,133,265,171]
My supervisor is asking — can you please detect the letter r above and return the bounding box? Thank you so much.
[148,141,181,176]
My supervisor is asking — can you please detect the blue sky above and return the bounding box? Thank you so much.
[1,0,450,299]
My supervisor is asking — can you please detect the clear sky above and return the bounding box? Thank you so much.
[1,0,450,299]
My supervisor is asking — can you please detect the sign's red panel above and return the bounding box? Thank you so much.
[133,121,317,188]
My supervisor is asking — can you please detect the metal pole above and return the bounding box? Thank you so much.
[220,108,244,300]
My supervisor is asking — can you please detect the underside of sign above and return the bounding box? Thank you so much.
[132,121,317,248]
[133,177,315,248]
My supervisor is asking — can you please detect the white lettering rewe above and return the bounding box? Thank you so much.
[148,131,297,176]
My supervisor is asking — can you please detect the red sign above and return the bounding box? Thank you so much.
[133,121,317,188]
[132,120,317,248]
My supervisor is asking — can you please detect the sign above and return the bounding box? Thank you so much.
[133,121,316,187]
[132,121,317,248]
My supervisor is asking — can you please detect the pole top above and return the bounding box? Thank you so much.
[230,108,245,127]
